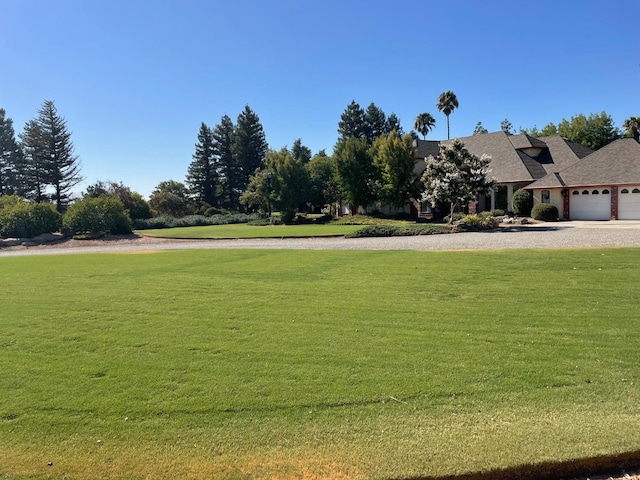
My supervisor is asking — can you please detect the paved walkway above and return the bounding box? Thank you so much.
[1,221,639,257]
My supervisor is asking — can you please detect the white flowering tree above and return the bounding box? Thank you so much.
[420,139,495,223]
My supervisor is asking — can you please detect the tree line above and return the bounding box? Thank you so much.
[2,95,638,224]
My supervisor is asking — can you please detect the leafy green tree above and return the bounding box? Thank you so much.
[337,100,366,141]
[63,196,132,237]
[436,90,459,140]
[500,118,515,135]
[0,109,24,196]
[186,122,217,207]
[371,131,417,209]
[148,180,194,217]
[421,139,495,223]
[623,117,639,142]
[84,180,151,219]
[414,112,436,139]
[24,100,82,211]
[267,148,309,217]
[233,105,268,208]
[557,112,620,150]
[212,114,236,209]
[523,113,621,148]
[473,121,488,135]
[334,136,376,213]
[291,138,312,164]
[239,168,272,214]
[306,151,340,212]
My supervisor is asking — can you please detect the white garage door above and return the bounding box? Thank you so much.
[619,187,640,220]
[570,188,611,220]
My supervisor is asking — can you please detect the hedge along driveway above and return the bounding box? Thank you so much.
[0,248,639,479]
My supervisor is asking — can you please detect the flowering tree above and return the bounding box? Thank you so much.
[420,139,495,222]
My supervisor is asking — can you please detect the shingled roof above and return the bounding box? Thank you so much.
[415,132,593,184]
[526,138,640,189]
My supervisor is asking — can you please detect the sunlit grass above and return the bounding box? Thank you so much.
[1,248,639,479]
[137,223,364,238]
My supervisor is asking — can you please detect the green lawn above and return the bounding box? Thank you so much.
[137,223,365,238]
[1,248,639,479]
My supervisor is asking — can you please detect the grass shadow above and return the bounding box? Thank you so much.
[400,450,640,480]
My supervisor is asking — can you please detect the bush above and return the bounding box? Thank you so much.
[133,213,262,230]
[0,200,62,238]
[63,196,132,237]
[531,203,559,222]
[490,209,505,217]
[443,212,465,224]
[346,224,452,238]
[512,189,533,216]
[456,213,500,231]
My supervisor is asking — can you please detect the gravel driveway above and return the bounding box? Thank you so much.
[1,221,640,257]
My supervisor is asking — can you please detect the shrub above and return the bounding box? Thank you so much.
[280,210,296,224]
[0,200,62,238]
[512,189,533,216]
[443,212,465,224]
[531,203,559,222]
[133,213,262,230]
[457,213,499,231]
[346,224,452,238]
[490,209,505,217]
[63,196,132,237]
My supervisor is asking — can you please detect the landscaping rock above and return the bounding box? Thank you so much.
[0,238,22,247]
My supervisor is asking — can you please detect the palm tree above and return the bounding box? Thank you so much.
[436,91,459,139]
[414,113,436,140]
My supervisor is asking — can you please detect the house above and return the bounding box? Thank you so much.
[524,138,640,220]
[412,131,593,217]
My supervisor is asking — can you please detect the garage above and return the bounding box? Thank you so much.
[618,187,640,220]
[570,188,611,220]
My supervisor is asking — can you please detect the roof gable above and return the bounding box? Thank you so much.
[526,138,640,189]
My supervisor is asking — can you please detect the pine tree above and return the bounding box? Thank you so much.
[212,115,236,209]
[186,122,217,207]
[0,108,23,195]
[19,119,49,202]
[233,105,268,208]
[337,101,366,141]
[363,103,387,144]
[22,100,82,210]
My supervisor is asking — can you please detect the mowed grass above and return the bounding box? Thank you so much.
[1,248,639,480]
[138,223,365,239]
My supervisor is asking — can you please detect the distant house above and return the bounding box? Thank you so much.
[525,138,640,220]
[412,131,593,218]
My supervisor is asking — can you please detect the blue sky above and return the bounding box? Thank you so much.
[1,0,638,198]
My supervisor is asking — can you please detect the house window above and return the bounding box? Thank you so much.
[602,189,610,194]
[592,190,599,195]
[541,190,550,203]
[572,190,579,195]
[633,188,640,194]
[582,190,590,195]
[621,189,629,194]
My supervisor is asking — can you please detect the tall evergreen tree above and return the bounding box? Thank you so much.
[212,114,236,209]
[0,108,23,195]
[372,131,417,209]
[385,113,404,136]
[291,138,312,164]
[363,102,387,144]
[337,100,366,141]
[22,100,82,210]
[19,119,49,202]
[186,122,217,207]
[233,105,268,209]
